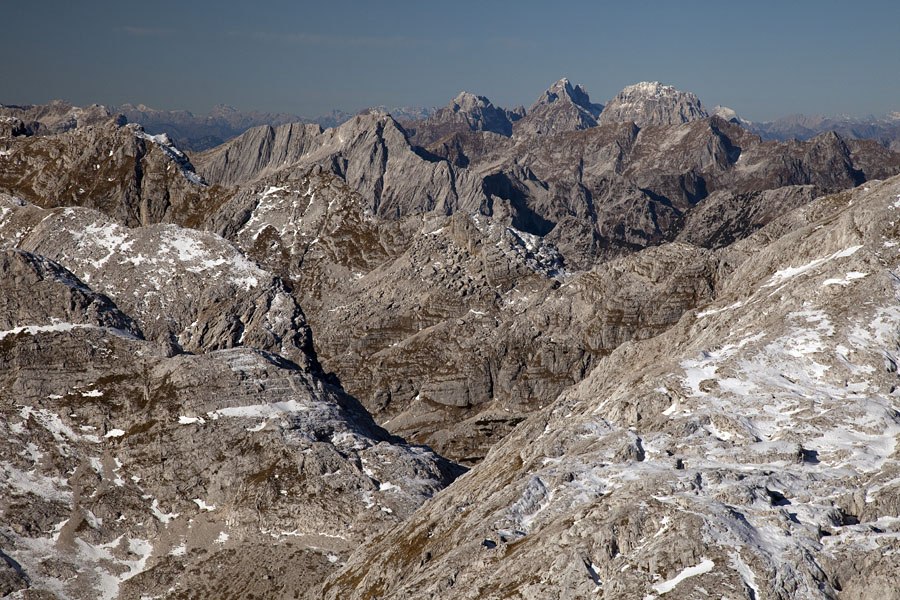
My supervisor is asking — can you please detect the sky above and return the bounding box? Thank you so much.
[2,0,899,122]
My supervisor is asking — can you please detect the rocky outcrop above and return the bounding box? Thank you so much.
[598,81,708,125]
[676,184,822,248]
[0,115,28,138]
[0,305,460,600]
[402,92,522,146]
[0,196,462,600]
[7,101,899,469]
[323,174,900,600]
[0,197,320,371]
[206,168,721,462]
[196,113,490,218]
[710,104,746,125]
[513,78,603,136]
[191,115,900,463]
[0,100,118,136]
[7,85,900,600]
[0,248,142,337]
[428,117,900,268]
[188,121,324,187]
[0,121,221,228]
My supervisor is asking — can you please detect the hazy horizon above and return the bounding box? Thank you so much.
[3,0,899,123]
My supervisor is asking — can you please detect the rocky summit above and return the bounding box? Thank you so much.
[3,79,900,600]
[512,78,604,136]
[597,81,709,126]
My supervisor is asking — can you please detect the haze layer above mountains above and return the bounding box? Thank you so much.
[3,77,900,599]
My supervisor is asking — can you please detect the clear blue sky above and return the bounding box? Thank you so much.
[3,0,898,121]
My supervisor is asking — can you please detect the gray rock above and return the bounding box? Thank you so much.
[0,236,461,600]
[323,173,900,600]
[598,81,708,126]
[195,114,490,219]
[513,78,603,136]
[0,248,141,337]
[0,120,213,228]
[402,91,521,146]
[0,100,117,136]
[0,197,320,371]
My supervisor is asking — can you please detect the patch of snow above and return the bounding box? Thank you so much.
[379,481,400,492]
[0,321,89,340]
[697,301,743,318]
[764,245,863,288]
[651,558,715,594]
[193,498,216,511]
[208,399,310,419]
[822,271,868,286]
[150,499,179,524]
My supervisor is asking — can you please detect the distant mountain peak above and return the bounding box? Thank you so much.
[511,78,604,135]
[398,91,517,144]
[450,91,493,112]
[621,80,669,96]
[711,105,749,126]
[598,81,708,125]
[529,78,602,117]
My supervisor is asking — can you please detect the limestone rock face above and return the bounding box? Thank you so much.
[0,100,117,136]
[432,117,899,269]
[323,174,900,600]
[0,199,461,600]
[598,81,709,125]
[1,329,460,599]
[0,121,219,228]
[0,115,28,138]
[676,185,822,248]
[402,91,521,146]
[205,168,721,463]
[6,87,900,600]
[183,113,900,464]
[0,197,320,371]
[6,100,898,469]
[196,114,490,218]
[0,248,141,337]
[191,121,325,187]
[513,78,604,136]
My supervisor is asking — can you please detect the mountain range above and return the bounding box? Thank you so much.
[2,78,900,599]
[5,79,899,153]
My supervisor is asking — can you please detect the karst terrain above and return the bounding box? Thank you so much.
[2,79,900,600]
